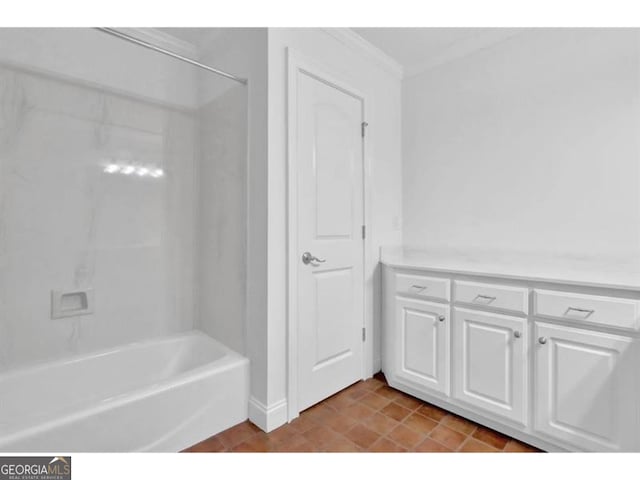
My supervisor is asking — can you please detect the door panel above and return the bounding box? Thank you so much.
[296,69,364,412]
[453,308,527,425]
[534,322,638,451]
[395,298,449,395]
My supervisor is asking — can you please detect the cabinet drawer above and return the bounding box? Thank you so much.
[454,280,528,315]
[395,272,450,301]
[533,289,640,331]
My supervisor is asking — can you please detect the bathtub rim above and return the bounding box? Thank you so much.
[0,330,248,446]
[0,329,241,381]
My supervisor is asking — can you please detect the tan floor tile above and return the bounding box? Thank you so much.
[403,412,438,435]
[472,426,510,450]
[182,436,226,452]
[275,434,319,452]
[387,424,425,449]
[303,403,336,423]
[362,377,385,391]
[345,386,369,402]
[344,424,381,449]
[232,433,277,452]
[324,412,358,434]
[381,402,412,422]
[429,424,468,450]
[369,437,407,452]
[217,422,260,449]
[375,385,402,400]
[325,390,357,410]
[266,423,299,444]
[302,425,342,446]
[289,415,317,434]
[183,372,545,454]
[416,403,448,422]
[360,392,392,411]
[362,412,400,436]
[342,402,376,421]
[321,436,363,452]
[459,438,500,452]
[440,414,478,435]
[413,438,453,452]
[394,394,423,411]
[504,440,540,452]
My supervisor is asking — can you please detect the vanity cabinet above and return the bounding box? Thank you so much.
[452,308,527,425]
[394,298,449,395]
[383,262,640,452]
[534,321,638,451]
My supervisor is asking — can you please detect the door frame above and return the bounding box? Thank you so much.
[286,47,373,421]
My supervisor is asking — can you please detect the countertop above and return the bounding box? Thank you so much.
[380,248,640,292]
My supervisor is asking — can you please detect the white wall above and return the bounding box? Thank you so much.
[403,29,640,263]
[260,28,403,429]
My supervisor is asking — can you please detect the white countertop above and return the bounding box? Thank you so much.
[380,247,640,292]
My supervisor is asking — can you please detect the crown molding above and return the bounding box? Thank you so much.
[404,28,524,78]
[321,28,404,79]
[113,28,199,59]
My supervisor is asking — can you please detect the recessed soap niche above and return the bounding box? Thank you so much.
[51,289,94,319]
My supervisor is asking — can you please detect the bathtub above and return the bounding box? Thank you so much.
[0,331,249,452]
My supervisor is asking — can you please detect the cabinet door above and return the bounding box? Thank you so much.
[535,322,638,451]
[453,308,528,425]
[395,298,449,395]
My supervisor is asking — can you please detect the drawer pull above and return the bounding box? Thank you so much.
[410,285,427,293]
[473,294,497,304]
[565,307,595,318]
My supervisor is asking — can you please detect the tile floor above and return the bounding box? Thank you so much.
[183,373,542,453]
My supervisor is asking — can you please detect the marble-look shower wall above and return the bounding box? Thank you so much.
[196,85,248,355]
[0,64,197,369]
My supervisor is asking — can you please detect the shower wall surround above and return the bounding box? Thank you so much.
[0,28,248,370]
[197,85,248,355]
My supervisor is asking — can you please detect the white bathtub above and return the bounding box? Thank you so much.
[0,331,249,452]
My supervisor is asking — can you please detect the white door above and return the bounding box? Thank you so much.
[295,67,365,412]
[395,298,449,395]
[453,308,527,425]
[534,321,638,451]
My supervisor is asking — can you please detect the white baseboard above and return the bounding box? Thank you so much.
[248,396,288,433]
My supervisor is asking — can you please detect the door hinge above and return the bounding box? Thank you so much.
[362,327,366,342]
[361,225,366,239]
[361,121,368,138]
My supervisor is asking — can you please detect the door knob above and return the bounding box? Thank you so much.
[302,252,326,265]
[538,337,547,345]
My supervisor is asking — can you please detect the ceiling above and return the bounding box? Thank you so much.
[351,28,522,76]
[154,27,522,78]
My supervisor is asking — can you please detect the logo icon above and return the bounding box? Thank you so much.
[0,456,71,480]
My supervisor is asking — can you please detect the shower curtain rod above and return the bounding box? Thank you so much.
[95,27,248,85]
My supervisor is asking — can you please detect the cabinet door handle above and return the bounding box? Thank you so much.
[514,331,521,339]
[438,315,445,322]
[473,294,496,303]
[565,307,595,318]
[538,336,547,345]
